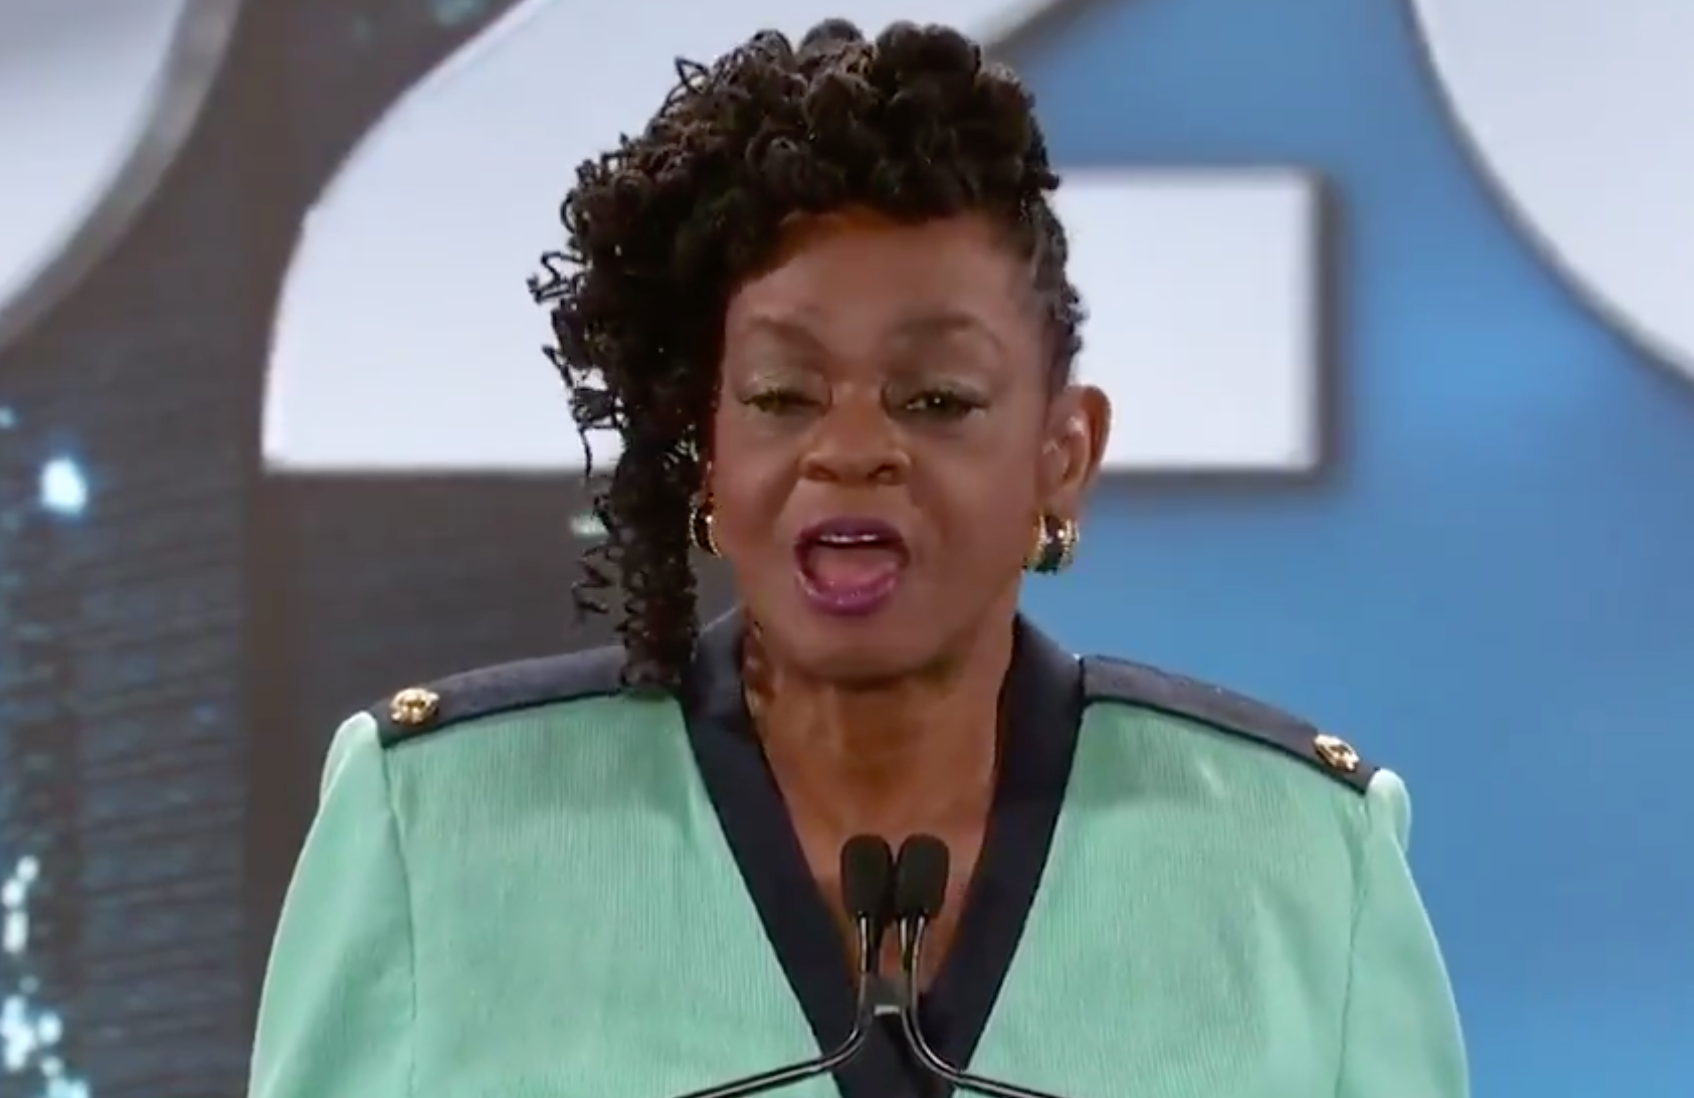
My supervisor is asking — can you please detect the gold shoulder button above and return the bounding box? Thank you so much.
[1312,732,1360,774]
[388,686,441,731]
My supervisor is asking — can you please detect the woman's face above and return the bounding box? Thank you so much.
[710,210,1109,685]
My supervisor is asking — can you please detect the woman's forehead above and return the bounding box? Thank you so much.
[725,213,1040,346]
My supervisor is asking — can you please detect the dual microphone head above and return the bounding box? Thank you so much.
[678,836,1065,1098]
[838,833,948,978]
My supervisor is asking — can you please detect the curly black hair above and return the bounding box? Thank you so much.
[529,19,1084,689]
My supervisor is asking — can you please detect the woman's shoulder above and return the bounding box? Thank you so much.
[318,643,685,789]
[364,643,634,750]
[316,643,690,817]
[1077,652,1382,796]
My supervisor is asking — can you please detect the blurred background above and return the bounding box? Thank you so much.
[0,0,1690,1094]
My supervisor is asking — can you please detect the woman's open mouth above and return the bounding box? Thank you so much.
[794,517,910,617]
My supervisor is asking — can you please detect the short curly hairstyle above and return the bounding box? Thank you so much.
[530,19,1084,688]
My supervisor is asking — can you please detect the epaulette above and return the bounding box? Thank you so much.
[372,644,626,748]
[1081,655,1378,792]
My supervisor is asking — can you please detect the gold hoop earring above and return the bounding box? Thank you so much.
[689,496,720,557]
[1025,514,1079,574]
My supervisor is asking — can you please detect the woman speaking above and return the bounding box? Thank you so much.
[248,19,1467,1098]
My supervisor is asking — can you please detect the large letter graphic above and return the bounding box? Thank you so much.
[262,0,1326,476]
[0,0,242,352]
[1410,0,1694,383]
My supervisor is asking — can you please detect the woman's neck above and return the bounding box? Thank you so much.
[749,617,1014,835]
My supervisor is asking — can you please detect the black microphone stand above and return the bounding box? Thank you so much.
[668,835,894,1098]
[891,835,1068,1098]
[894,916,1067,1098]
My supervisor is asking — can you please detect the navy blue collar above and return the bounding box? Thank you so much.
[682,609,1084,1098]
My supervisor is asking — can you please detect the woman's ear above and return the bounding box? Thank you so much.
[1041,384,1112,515]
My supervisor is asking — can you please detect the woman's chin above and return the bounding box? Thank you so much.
[761,615,934,689]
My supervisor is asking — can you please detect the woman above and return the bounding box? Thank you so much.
[249,19,1467,1098]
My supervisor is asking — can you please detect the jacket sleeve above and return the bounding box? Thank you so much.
[249,713,416,1098]
[1335,770,1470,1098]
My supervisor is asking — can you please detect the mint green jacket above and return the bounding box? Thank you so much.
[249,613,1467,1098]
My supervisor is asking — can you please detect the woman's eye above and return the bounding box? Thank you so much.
[744,389,817,415]
[901,390,982,420]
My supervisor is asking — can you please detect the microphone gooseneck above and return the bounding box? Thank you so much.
[892,836,1069,1098]
[669,835,895,1098]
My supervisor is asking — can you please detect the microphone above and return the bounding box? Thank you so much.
[891,835,1069,1098]
[670,834,895,1098]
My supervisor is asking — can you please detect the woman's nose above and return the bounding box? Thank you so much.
[797,396,910,486]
